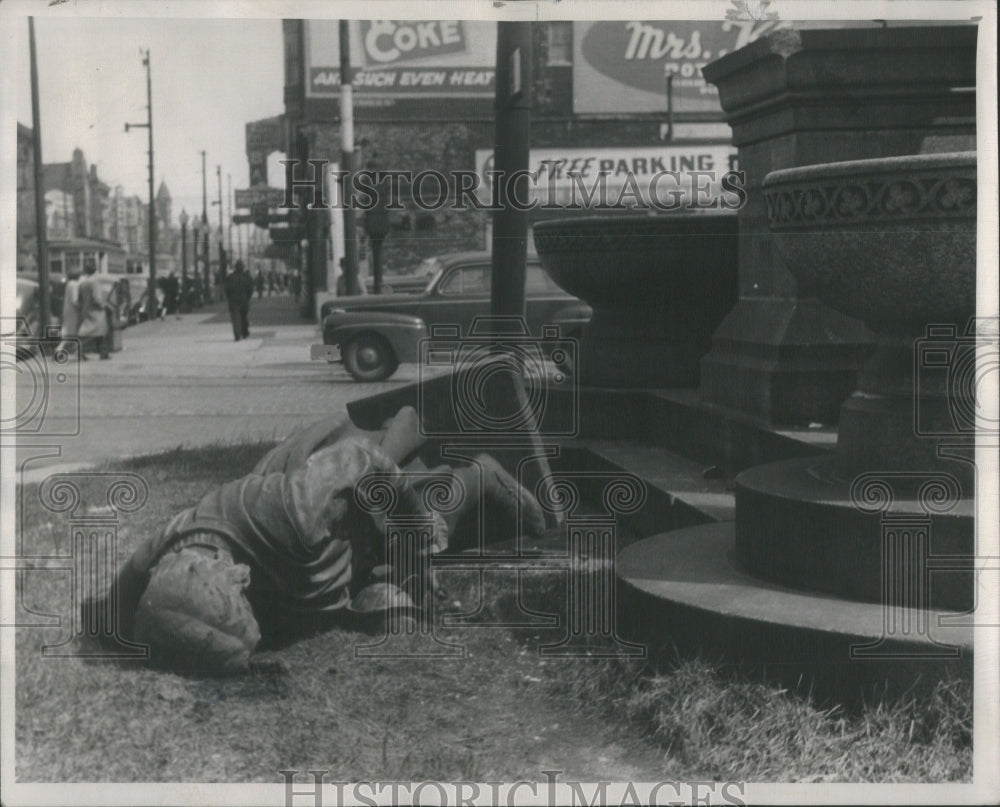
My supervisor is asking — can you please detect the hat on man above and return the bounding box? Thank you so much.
[133,543,261,675]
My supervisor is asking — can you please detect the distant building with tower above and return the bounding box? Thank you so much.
[16,128,179,277]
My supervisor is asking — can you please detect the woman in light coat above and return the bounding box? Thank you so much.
[76,264,110,359]
[55,270,82,358]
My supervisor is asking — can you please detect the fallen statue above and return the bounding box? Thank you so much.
[87,406,546,675]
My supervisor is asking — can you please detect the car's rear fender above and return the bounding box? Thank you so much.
[549,302,593,337]
[323,311,428,364]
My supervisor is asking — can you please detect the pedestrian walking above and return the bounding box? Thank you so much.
[267,269,277,297]
[164,271,180,318]
[214,269,225,304]
[55,270,83,359]
[291,270,301,302]
[224,259,253,341]
[254,270,264,299]
[76,263,110,360]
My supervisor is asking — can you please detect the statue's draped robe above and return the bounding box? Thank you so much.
[112,415,444,640]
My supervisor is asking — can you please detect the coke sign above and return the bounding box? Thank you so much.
[360,20,466,66]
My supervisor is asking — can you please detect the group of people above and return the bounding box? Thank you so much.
[56,262,112,360]
[253,267,301,300]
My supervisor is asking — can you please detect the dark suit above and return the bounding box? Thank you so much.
[223,269,253,340]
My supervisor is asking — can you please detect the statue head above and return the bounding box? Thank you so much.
[133,543,260,675]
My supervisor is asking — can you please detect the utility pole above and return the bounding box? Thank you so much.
[201,151,210,299]
[227,172,234,259]
[490,22,559,527]
[125,49,156,297]
[491,23,531,318]
[216,164,225,278]
[339,20,359,295]
[28,17,50,338]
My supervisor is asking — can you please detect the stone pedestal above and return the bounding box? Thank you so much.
[699,25,977,425]
[730,151,979,613]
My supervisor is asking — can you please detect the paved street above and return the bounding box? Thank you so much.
[7,296,417,480]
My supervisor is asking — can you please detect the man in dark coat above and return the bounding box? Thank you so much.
[87,406,545,674]
[223,260,253,341]
[163,271,180,317]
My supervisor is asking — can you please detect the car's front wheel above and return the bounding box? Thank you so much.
[343,333,398,382]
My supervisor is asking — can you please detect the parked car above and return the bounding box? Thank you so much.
[378,256,441,295]
[8,273,65,359]
[312,251,592,381]
[127,277,164,323]
[93,275,132,329]
[17,271,67,329]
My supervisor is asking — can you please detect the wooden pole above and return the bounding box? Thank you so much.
[29,18,51,338]
[491,22,532,318]
[339,20,360,295]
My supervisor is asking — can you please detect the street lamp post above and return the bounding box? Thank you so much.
[214,164,226,280]
[179,209,188,310]
[192,217,200,305]
[125,50,156,308]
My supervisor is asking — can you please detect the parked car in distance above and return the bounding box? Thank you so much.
[312,251,592,381]
[127,277,164,323]
[93,275,132,328]
[17,271,67,329]
[8,273,65,359]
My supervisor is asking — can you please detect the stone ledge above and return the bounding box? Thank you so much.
[616,522,973,706]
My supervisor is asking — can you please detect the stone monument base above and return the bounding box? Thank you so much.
[699,298,875,426]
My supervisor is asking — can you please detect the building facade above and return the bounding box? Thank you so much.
[16,131,179,278]
[278,19,769,304]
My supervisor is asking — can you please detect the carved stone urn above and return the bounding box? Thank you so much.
[532,212,738,389]
[764,152,978,484]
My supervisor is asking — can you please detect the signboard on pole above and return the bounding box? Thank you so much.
[234,187,287,210]
[245,116,284,154]
[304,20,496,119]
[246,116,284,188]
[572,20,786,115]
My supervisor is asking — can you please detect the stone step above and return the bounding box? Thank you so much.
[616,522,973,706]
[573,439,736,524]
[735,456,975,612]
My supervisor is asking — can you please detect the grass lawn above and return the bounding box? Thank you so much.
[14,442,972,783]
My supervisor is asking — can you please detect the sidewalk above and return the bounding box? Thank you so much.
[9,296,412,480]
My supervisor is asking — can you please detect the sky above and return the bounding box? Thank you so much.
[15,16,286,227]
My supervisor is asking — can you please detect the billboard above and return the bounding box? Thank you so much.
[475,145,739,208]
[304,20,496,118]
[572,20,785,115]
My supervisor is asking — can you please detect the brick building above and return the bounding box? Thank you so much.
[16,123,37,271]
